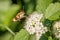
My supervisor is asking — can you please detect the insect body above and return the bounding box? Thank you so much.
[13,11,25,22]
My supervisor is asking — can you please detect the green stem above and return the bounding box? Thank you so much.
[0,24,15,36]
[5,26,15,36]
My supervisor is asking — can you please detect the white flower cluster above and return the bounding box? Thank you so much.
[24,11,47,40]
[53,21,60,38]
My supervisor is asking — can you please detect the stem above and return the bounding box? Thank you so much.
[0,24,15,36]
[5,26,15,36]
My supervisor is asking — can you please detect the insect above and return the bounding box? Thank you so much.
[13,11,25,22]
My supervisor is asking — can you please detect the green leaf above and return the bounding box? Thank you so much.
[15,19,25,32]
[45,3,60,20]
[23,0,30,3]
[36,0,52,13]
[8,21,20,31]
[0,32,14,40]
[43,19,53,27]
[0,5,20,31]
[0,0,11,11]
[40,34,48,40]
[14,29,30,40]
[9,35,14,40]
[0,0,20,31]
[4,5,20,26]
[29,34,36,40]
[48,36,52,40]
[16,0,22,9]
[59,0,60,1]
[24,0,35,15]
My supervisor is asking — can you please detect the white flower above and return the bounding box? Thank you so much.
[36,32,42,40]
[24,11,47,40]
[53,21,60,38]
